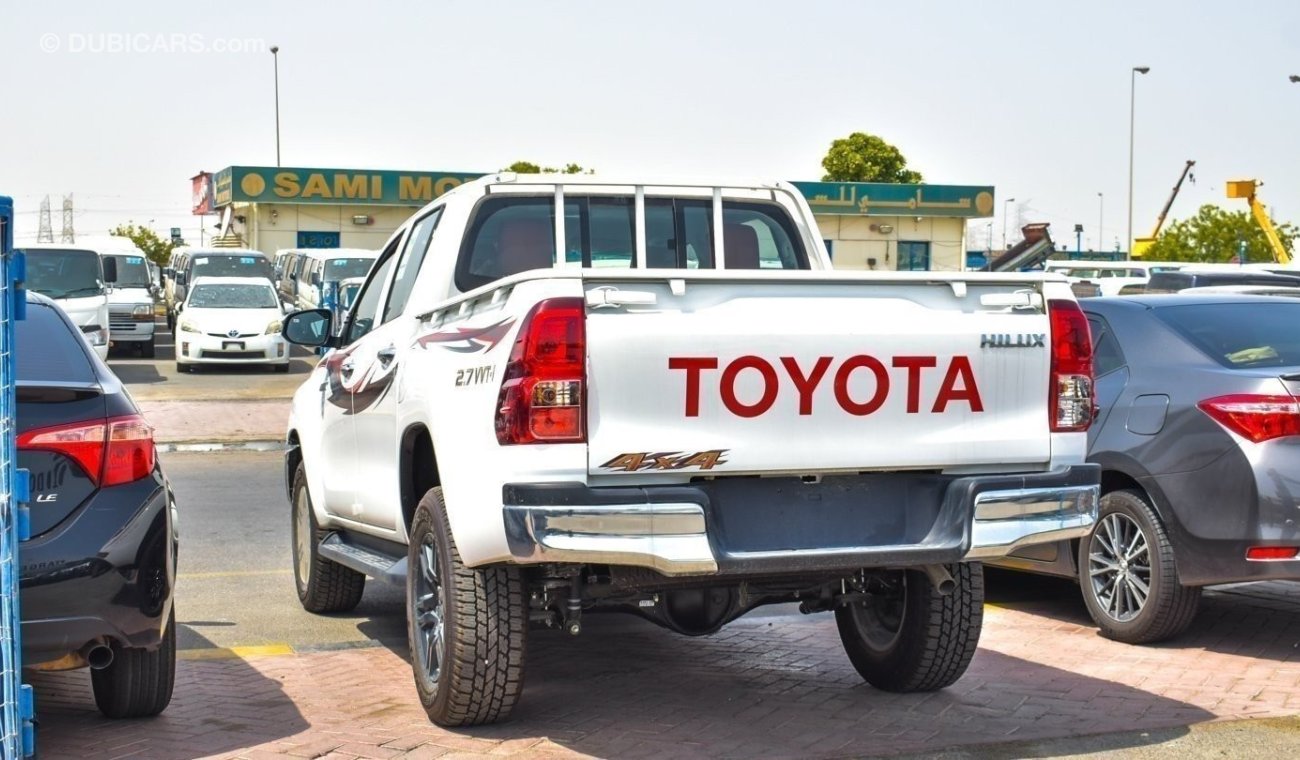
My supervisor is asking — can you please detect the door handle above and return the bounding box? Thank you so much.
[340,358,355,378]
[377,345,397,366]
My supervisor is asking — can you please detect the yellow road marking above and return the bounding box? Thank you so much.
[178,569,293,580]
[179,644,295,661]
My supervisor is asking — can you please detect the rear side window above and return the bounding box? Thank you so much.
[1086,314,1125,376]
[1155,302,1300,368]
[17,302,96,383]
[456,196,808,291]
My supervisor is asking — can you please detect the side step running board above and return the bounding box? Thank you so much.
[318,533,407,586]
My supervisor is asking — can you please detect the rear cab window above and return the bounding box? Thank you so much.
[1155,301,1300,368]
[455,195,808,291]
[17,301,97,383]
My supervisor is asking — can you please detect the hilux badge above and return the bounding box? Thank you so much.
[980,333,1046,348]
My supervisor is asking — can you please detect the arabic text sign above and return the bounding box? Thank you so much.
[794,182,995,218]
[213,166,485,207]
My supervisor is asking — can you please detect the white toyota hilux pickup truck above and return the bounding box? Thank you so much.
[280,174,1100,727]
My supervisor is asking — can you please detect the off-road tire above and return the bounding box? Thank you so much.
[835,562,983,692]
[408,487,527,726]
[91,613,176,719]
[291,462,365,613]
[1078,489,1200,644]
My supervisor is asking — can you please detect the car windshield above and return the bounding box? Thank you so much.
[191,255,274,280]
[19,249,103,299]
[324,257,373,281]
[107,254,152,287]
[1155,302,1300,368]
[188,284,279,309]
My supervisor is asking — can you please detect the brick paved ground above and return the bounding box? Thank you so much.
[32,578,1300,759]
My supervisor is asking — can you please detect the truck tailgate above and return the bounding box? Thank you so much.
[584,276,1052,476]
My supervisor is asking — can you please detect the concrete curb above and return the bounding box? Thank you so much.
[157,440,286,453]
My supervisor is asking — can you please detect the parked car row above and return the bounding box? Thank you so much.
[273,248,378,312]
[17,239,160,360]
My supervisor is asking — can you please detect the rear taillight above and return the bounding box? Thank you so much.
[1048,299,1095,432]
[1198,394,1300,443]
[17,414,156,486]
[495,298,586,445]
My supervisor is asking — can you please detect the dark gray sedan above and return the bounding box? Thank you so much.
[995,295,1300,643]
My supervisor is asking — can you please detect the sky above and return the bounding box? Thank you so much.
[2,0,1299,251]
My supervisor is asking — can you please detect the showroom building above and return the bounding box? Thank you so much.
[198,166,992,271]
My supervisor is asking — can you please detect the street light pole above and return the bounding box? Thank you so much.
[1127,66,1150,260]
[271,45,281,167]
[1002,197,1016,250]
[1097,192,1104,254]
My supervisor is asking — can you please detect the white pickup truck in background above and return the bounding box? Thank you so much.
[280,174,1100,727]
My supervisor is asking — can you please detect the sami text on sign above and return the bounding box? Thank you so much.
[792,181,996,218]
[213,166,485,207]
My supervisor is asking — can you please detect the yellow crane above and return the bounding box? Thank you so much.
[1132,160,1195,258]
[1226,179,1291,265]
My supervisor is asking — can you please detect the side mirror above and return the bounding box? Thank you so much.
[282,308,335,348]
[102,257,118,283]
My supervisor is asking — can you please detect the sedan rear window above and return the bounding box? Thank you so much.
[17,301,96,383]
[1155,302,1300,368]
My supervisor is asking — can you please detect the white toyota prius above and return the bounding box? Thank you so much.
[175,276,290,372]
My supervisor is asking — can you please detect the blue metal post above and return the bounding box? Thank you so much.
[1,196,34,756]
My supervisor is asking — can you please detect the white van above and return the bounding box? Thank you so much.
[19,244,111,359]
[90,238,160,357]
[291,248,377,310]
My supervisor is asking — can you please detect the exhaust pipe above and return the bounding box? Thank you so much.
[920,564,956,597]
[82,643,114,670]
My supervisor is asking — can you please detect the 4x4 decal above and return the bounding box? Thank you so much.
[416,318,514,354]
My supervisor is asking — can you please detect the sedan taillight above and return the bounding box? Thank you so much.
[1198,394,1300,443]
[1048,299,1095,432]
[17,414,156,486]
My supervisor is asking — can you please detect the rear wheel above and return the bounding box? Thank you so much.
[291,463,365,613]
[408,487,527,726]
[1078,489,1200,643]
[91,613,176,719]
[835,563,983,692]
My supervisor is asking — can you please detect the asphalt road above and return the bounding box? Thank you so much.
[107,320,315,401]
[165,449,406,653]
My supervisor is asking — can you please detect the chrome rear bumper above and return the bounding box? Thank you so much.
[503,466,1099,577]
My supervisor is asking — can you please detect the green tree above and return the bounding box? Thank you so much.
[109,222,177,267]
[820,132,923,183]
[501,161,593,174]
[1141,204,1296,263]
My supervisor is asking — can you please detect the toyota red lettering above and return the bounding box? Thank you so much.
[668,355,984,417]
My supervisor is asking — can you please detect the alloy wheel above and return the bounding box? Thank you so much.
[293,487,312,592]
[413,535,445,683]
[1088,512,1152,622]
